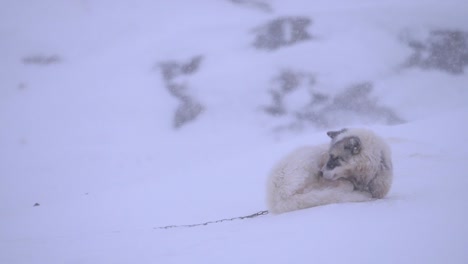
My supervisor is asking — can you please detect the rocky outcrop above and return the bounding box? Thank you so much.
[404,30,468,74]
[22,55,62,65]
[228,0,272,13]
[253,17,313,51]
[264,71,404,131]
[159,56,204,129]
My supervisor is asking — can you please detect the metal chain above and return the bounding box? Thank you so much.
[154,210,269,230]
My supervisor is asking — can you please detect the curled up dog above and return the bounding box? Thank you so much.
[266,128,393,214]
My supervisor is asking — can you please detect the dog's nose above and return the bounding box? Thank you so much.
[318,170,323,177]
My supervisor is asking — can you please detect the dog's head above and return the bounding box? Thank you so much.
[320,129,362,180]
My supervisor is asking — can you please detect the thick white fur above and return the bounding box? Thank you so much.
[266,128,392,214]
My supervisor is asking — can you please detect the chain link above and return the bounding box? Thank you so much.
[154,210,269,230]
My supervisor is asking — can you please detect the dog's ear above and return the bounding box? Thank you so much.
[327,128,347,139]
[344,136,361,155]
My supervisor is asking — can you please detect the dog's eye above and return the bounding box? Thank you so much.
[326,155,341,169]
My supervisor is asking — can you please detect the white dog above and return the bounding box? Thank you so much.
[266,128,393,214]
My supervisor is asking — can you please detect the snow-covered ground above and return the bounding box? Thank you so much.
[1,1,468,263]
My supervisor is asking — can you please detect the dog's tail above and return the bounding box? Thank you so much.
[268,188,372,214]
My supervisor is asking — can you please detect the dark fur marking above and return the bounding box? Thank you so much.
[342,136,361,155]
[327,128,347,139]
[380,151,390,170]
[348,176,369,192]
[326,155,341,169]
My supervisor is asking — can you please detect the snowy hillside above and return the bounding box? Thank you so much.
[1,0,468,263]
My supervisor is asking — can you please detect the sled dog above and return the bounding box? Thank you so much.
[266,128,393,214]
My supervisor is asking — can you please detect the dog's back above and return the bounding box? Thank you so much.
[266,144,372,214]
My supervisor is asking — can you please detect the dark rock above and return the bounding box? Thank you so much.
[22,55,61,65]
[404,30,468,74]
[263,70,316,116]
[158,56,205,129]
[160,56,203,81]
[228,0,273,13]
[174,99,204,129]
[325,82,405,125]
[265,74,405,131]
[253,17,313,51]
